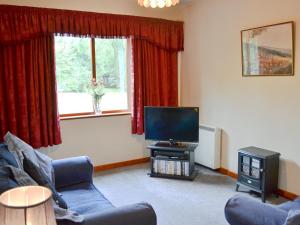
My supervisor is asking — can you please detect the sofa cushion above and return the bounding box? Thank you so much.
[35,150,55,185]
[4,132,55,184]
[58,182,114,216]
[279,201,300,212]
[7,165,38,186]
[0,143,18,168]
[284,210,300,225]
[23,154,68,209]
[0,167,18,194]
[225,195,288,225]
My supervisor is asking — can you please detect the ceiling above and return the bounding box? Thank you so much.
[181,0,196,3]
[130,0,196,5]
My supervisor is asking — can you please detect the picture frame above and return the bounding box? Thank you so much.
[241,21,295,76]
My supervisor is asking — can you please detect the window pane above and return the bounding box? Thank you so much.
[95,39,128,111]
[55,36,93,114]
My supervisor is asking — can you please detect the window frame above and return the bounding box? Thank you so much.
[56,36,131,119]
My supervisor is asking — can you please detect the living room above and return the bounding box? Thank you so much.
[0,0,299,225]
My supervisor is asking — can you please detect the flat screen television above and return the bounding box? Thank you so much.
[144,107,199,143]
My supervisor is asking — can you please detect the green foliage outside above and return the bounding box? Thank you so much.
[55,36,126,93]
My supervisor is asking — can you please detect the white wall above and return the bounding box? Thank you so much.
[49,116,149,166]
[181,0,300,194]
[0,0,182,165]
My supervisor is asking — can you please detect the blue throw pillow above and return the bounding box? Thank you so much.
[0,143,18,168]
[23,154,68,209]
[4,132,55,185]
[284,210,300,225]
[0,166,18,194]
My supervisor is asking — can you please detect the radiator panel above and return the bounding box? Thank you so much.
[195,124,221,169]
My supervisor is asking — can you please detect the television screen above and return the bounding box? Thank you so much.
[144,107,199,143]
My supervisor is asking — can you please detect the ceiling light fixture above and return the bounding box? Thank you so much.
[138,0,180,8]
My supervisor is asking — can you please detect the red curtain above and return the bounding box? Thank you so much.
[0,35,61,148]
[0,5,184,51]
[132,39,178,134]
[0,4,183,141]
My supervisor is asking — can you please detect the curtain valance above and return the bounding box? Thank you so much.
[0,5,184,51]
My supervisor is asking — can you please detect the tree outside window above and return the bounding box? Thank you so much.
[55,36,129,116]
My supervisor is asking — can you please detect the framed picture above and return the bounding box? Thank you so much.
[241,21,294,76]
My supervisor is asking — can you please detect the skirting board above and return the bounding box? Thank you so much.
[217,167,299,200]
[94,157,150,172]
[217,167,238,179]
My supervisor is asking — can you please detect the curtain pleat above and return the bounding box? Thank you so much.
[132,39,178,134]
[0,35,61,148]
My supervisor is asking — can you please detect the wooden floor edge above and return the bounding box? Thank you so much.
[94,157,150,172]
[216,167,299,200]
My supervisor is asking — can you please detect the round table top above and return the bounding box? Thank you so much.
[0,186,52,208]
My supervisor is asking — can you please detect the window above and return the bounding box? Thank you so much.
[55,36,129,117]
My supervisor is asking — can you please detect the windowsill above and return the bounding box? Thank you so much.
[60,111,131,121]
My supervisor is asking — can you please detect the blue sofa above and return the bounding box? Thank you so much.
[225,195,300,225]
[53,156,157,225]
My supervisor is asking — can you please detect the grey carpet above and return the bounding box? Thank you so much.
[93,163,287,225]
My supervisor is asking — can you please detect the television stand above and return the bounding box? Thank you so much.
[154,141,189,148]
[148,142,198,181]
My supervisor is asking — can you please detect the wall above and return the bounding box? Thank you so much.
[0,0,182,166]
[48,116,148,166]
[181,0,300,195]
[0,0,183,20]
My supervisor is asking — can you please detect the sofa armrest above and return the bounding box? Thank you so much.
[86,203,156,225]
[52,156,93,189]
[225,195,288,225]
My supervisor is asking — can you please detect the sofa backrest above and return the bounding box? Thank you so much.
[0,143,19,194]
[0,143,18,167]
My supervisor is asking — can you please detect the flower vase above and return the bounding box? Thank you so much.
[93,98,102,115]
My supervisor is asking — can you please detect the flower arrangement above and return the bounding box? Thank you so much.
[87,78,105,114]
[88,78,105,100]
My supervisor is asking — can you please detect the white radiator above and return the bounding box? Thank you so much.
[195,124,221,169]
